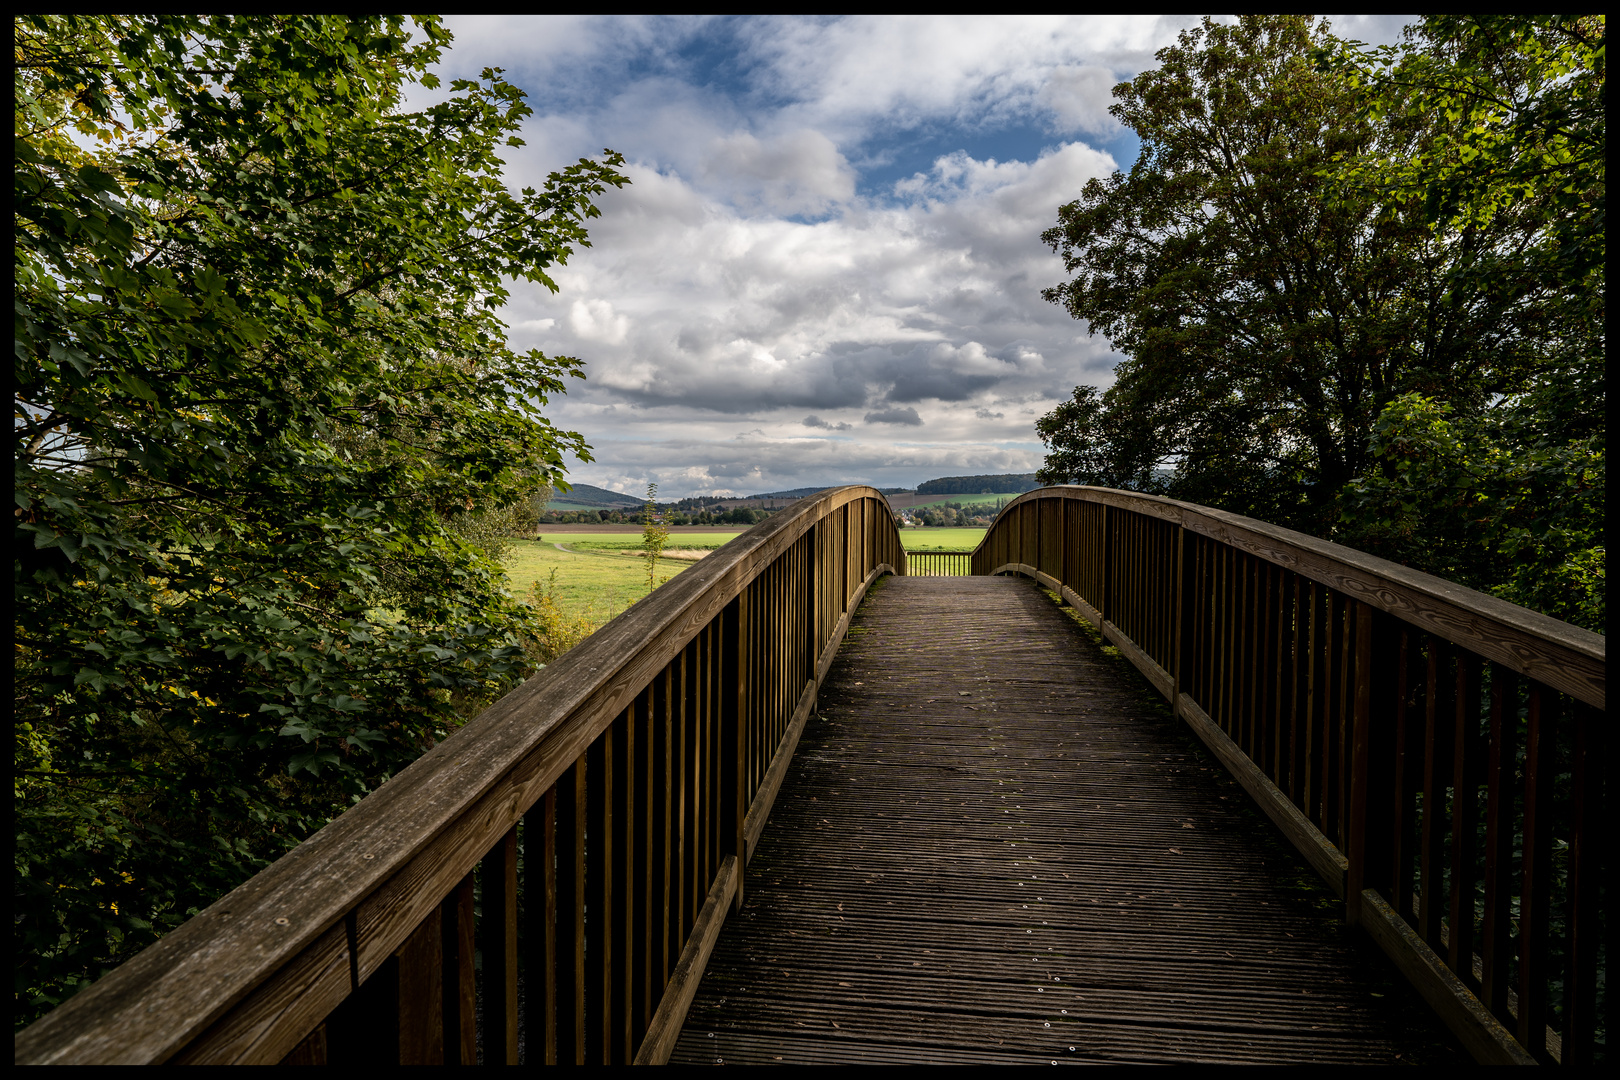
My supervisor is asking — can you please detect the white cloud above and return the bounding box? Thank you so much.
[411,16,1415,496]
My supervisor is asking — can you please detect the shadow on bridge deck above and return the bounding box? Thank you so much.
[671,575,1465,1065]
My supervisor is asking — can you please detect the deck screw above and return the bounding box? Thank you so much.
[274,917,289,926]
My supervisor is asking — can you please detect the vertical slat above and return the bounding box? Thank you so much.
[479,826,518,1065]
[583,731,611,1063]
[1562,702,1603,1064]
[1418,642,1453,952]
[1446,655,1482,981]
[1303,582,1320,818]
[1478,667,1517,1020]
[1346,602,1392,926]
[655,670,673,995]
[555,756,586,1065]
[440,872,476,1065]
[612,711,634,1060]
[631,695,651,1050]
[1516,684,1552,1057]
[523,788,558,1065]
[1335,591,1353,848]
[396,904,443,1065]
[1391,630,1420,924]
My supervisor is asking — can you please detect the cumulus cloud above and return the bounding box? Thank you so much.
[864,406,924,426]
[416,15,1415,496]
[702,129,855,216]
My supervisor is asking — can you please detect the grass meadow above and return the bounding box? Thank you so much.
[502,524,990,640]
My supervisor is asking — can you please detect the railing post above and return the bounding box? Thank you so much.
[722,593,746,913]
[1099,503,1111,624]
[1173,523,1188,723]
[1346,603,1396,925]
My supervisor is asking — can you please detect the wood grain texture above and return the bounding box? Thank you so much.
[1356,890,1535,1065]
[633,856,740,1065]
[672,576,1461,1065]
[981,487,1603,708]
[14,487,902,1066]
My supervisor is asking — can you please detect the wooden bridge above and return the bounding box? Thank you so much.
[15,487,1607,1065]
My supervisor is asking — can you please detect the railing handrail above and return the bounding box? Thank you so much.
[972,486,1604,708]
[974,484,1606,1065]
[15,485,902,1065]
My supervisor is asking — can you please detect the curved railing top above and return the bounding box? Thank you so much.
[977,486,1603,710]
[16,485,900,1065]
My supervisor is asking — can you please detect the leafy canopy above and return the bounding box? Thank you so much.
[1035,15,1603,629]
[14,14,626,1020]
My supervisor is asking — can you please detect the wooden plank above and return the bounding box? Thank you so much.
[479,827,519,1065]
[744,680,817,861]
[1356,890,1536,1065]
[672,576,1459,1065]
[1177,694,1348,898]
[441,873,476,1065]
[168,922,351,1066]
[395,907,442,1065]
[973,487,1603,708]
[633,855,740,1065]
[15,488,905,1066]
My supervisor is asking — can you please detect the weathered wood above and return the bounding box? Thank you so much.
[14,488,901,1067]
[1357,890,1536,1065]
[1178,694,1348,897]
[989,487,1604,708]
[395,906,443,1065]
[441,874,476,1066]
[674,576,1458,1065]
[633,856,739,1064]
[478,827,518,1065]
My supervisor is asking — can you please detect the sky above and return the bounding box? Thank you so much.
[420,15,1415,498]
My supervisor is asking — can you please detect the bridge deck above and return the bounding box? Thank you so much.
[671,575,1461,1065]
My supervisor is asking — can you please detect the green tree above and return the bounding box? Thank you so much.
[1324,16,1604,630]
[14,14,626,1019]
[1035,16,1568,534]
[641,483,669,593]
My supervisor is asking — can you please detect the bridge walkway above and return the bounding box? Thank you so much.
[671,575,1462,1065]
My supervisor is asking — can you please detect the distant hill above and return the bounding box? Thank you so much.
[745,486,827,499]
[916,473,1040,496]
[550,483,642,508]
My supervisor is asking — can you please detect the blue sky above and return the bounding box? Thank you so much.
[419,15,1413,497]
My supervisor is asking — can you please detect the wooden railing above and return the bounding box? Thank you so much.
[905,550,972,576]
[15,487,904,1065]
[974,486,1607,1066]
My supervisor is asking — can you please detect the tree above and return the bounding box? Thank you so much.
[1324,17,1604,630]
[641,483,669,593]
[1036,16,1570,534]
[14,15,626,1019]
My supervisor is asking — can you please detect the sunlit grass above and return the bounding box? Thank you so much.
[899,527,987,552]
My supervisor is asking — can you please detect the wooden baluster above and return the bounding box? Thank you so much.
[1335,592,1353,848]
[1391,630,1420,924]
[654,670,674,1003]
[1303,582,1320,820]
[612,710,634,1060]
[397,907,443,1065]
[1418,641,1454,953]
[1562,701,1602,1064]
[584,728,612,1063]
[1447,655,1482,983]
[524,788,558,1065]
[480,826,518,1065]
[631,693,653,1048]
[1478,667,1517,1023]
[555,756,586,1065]
[1287,573,1305,807]
[722,594,746,912]
[1516,685,1552,1058]
[441,872,477,1065]
[1347,604,1396,925]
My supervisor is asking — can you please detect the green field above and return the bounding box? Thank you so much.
[504,525,989,636]
[505,533,744,628]
[904,491,1020,509]
[899,527,986,552]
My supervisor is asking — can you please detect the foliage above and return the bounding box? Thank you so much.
[915,474,1039,496]
[1036,15,1572,533]
[14,14,626,1021]
[640,483,669,593]
[1036,15,1604,631]
[523,569,599,666]
[1322,16,1605,631]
